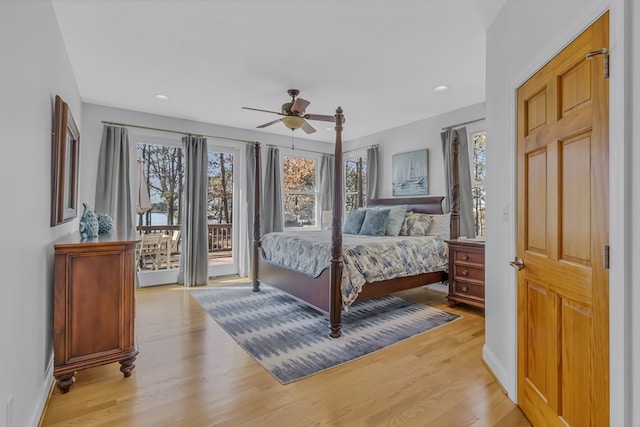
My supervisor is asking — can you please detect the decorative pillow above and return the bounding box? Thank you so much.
[427,212,451,238]
[399,211,412,235]
[343,209,367,234]
[359,208,391,236]
[369,204,407,236]
[399,213,433,236]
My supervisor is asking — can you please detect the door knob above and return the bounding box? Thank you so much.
[509,257,525,271]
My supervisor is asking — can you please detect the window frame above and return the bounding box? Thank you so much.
[280,149,322,231]
[466,122,486,237]
[343,149,367,217]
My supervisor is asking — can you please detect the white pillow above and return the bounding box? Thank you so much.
[369,204,407,236]
[427,212,451,238]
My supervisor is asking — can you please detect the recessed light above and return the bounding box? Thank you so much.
[433,85,449,92]
[325,127,333,131]
[155,94,169,100]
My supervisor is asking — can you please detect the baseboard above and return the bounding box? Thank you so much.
[482,343,516,403]
[32,353,54,427]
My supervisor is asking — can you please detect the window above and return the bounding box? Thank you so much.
[345,156,367,214]
[283,155,318,228]
[136,142,237,277]
[138,143,184,226]
[470,130,486,236]
[207,151,234,225]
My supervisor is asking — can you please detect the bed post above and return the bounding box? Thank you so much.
[450,134,461,240]
[252,141,262,292]
[329,107,344,338]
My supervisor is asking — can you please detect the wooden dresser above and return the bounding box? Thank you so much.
[53,231,140,393]
[445,239,485,309]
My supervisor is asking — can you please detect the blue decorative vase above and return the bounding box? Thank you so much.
[97,213,113,234]
[79,203,99,238]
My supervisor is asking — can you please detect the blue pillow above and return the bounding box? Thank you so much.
[359,209,390,236]
[344,209,366,234]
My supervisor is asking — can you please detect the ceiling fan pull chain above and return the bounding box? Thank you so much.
[291,130,295,150]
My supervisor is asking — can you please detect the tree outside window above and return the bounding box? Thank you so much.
[471,131,486,236]
[138,143,184,226]
[345,156,367,214]
[283,155,317,228]
[138,144,234,226]
[207,152,233,224]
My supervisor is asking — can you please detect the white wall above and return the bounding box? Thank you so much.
[630,0,639,423]
[0,1,82,426]
[485,0,637,425]
[345,103,485,199]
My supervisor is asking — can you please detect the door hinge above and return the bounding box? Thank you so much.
[604,245,610,269]
[586,48,609,78]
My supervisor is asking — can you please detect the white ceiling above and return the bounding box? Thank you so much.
[52,0,506,143]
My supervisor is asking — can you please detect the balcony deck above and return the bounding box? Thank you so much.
[137,224,233,272]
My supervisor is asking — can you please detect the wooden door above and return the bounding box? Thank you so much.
[516,12,609,427]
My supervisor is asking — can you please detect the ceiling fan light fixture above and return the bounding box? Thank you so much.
[282,116,305,130]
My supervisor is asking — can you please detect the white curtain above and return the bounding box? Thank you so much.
[366,146,379,201]
[179,136,209,287]
[242,142,259,277]
[262,146,283,234]
[95,125,134,234]
[441,127,475,238]
[319,154,334,211]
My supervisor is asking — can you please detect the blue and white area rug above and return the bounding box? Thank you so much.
[189,284,460,384]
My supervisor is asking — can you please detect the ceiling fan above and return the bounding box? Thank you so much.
[242,89,338,134]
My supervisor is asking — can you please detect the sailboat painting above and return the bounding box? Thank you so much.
[392,149,429,196]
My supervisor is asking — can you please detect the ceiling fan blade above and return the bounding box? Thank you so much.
[242,106,284,116]
[300,120,316,134]
[291,97,310,114]
[304,113,343,123]
[257,118,283,128]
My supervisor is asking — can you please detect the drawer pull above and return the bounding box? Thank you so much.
[461,285,468,292]
[462,269,468,276]
[462,254,469,261]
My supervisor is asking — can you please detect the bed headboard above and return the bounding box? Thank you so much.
[367,196,444,214]
[366,196,459,239]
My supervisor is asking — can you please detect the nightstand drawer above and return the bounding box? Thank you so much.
[454,250,483,264]
[446,239,485,309]
[451,280,484,300]
[453,265,484,282]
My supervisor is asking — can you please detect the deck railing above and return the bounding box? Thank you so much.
[137,223,232,253]
[136,223,232,271]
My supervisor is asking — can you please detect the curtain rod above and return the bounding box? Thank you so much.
[267,142,379,157]
[343,143,378,155]
[266,142,334,156]
[441,117,485,131]
[101,121,258,144]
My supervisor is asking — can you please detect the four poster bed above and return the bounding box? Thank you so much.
[251,107,460,337]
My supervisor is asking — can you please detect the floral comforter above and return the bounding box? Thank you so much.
[260,231,448,309]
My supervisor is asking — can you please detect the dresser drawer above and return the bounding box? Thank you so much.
[453,265,484,282]
[454,250,484,264]
[451,280,484,300]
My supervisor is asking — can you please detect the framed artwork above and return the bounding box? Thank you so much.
[392,149,428,196]
[51,95,80,226]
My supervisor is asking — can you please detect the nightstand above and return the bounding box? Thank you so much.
[445,239,485,309]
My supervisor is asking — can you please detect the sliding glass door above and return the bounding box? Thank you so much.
[206,148,238,277]
[133,132,238,286]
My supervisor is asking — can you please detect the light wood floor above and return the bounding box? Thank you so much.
[40,277,531,427]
